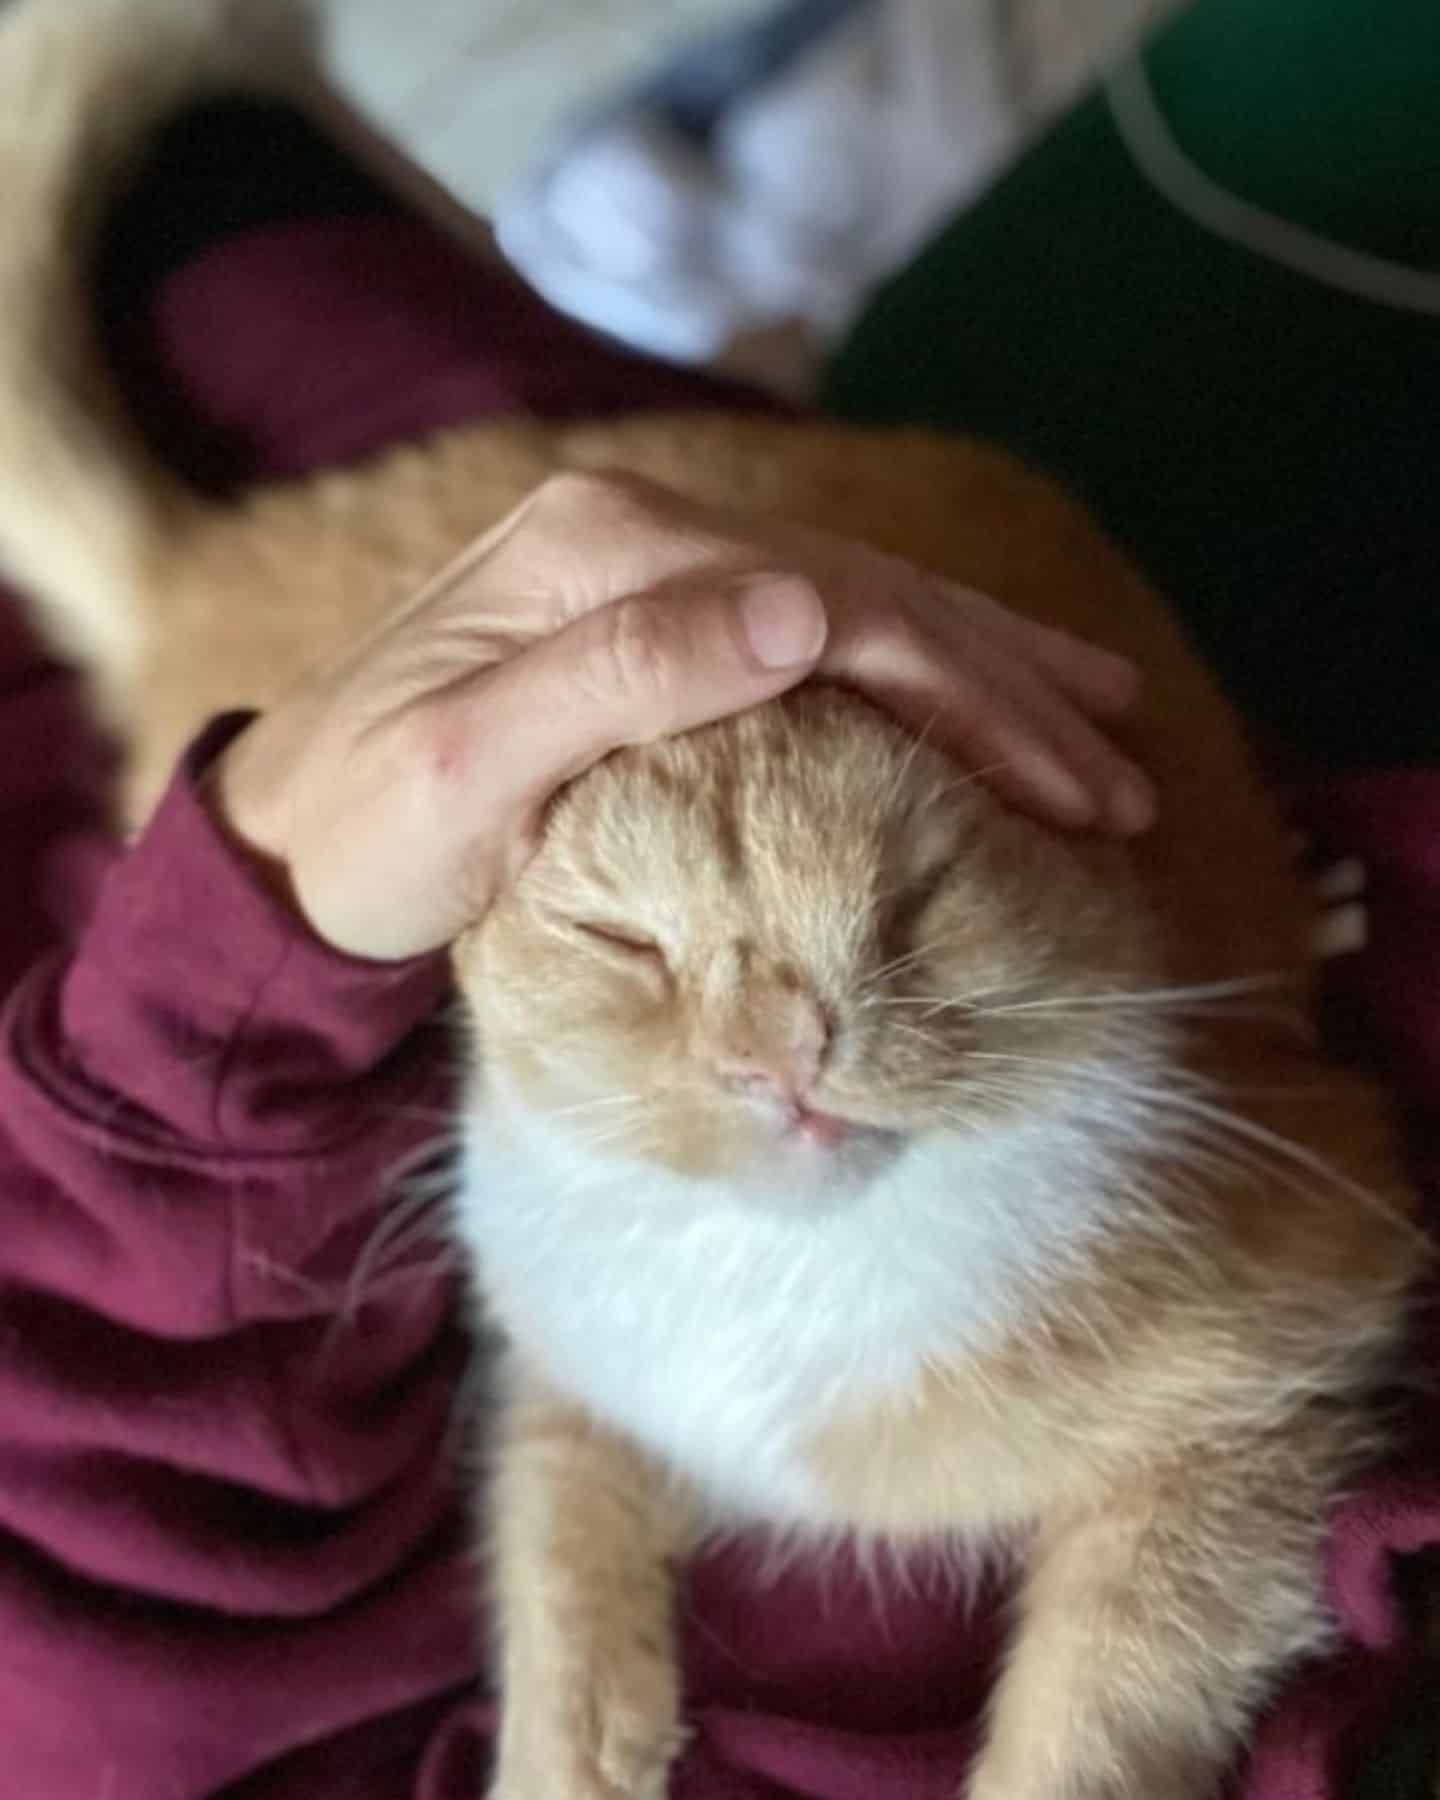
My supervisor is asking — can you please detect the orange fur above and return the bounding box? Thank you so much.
[0,4,1425,1797]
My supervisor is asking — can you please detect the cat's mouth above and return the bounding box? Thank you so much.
[734,1099,905,1203]
[762,1099,905,1171]
[783,1102,854,1148]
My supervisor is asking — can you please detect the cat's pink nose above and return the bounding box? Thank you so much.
[714,999,832,1109]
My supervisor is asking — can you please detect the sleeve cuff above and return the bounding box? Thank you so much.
[49,715,453,1154]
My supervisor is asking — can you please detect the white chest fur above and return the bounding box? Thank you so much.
[456,1065,1162,1528]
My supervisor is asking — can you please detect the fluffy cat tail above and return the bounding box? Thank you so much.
[0,0,313,682]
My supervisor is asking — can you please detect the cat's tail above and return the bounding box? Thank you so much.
[0,0,313,684]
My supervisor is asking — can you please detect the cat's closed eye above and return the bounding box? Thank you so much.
[572,921,667,964]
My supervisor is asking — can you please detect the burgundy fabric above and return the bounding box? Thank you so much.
[139,216,787,485]
[0,215,1436,1799]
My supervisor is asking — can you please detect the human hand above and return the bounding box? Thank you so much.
[214,470,1155,961]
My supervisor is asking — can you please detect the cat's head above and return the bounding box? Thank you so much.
[457,687,1163,1203]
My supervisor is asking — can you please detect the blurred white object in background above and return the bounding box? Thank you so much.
[495,0,1173,386]
[497,0,1014,376]
[324,0,743,215]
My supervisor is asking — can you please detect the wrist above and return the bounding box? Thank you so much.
[205,712,305,919]
[47,714,455,1156]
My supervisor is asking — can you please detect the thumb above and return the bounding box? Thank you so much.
[474,573,828,798]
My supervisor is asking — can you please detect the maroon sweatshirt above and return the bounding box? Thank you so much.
[0,173,1436,1796]
[0,719,487,1797]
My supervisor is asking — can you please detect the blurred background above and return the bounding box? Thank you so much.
[311,0,1440,776]
[328,0,765,213]
[321,0,1177,379]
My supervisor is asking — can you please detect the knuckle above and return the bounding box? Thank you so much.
[532,467,662,532]
[588,596,674,717]
[857,604,926,670]
[394,695,467,789]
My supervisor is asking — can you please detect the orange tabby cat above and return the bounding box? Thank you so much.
[0,3,1423,1798]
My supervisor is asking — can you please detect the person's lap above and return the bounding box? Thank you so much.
[2,73,1437,1800]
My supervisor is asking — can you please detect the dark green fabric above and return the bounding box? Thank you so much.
[824,0,1440,771]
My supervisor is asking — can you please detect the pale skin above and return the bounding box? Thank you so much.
[216,468,1154,960]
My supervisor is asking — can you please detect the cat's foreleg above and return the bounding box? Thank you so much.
[965,1453,1332,1800]
[486,1359,698,1800]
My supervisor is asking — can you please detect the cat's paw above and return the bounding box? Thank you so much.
[490,1641,687,1800]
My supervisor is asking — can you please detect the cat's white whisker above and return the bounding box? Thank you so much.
[0,0,1420,1777]
[929,760,1014,802]
[875,994,975,1011]
[979,975,1291,1019]
[549,1093,641,1119]
[372,1106,469,1134]
[878,717,937,815]
[859,942,942,991]
[330,1171,458,1334]
[961,1051,1425,1246]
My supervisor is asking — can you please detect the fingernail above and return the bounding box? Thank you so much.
[1110,774,1157,835]
[739,579,828,670]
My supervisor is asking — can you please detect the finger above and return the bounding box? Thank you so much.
[822,613,1099,826]
[900,590,1151,830]
[397,481,551,621]
[943,584,1143,717]
[454,572,828,842]
[924,603,1155,832]
[998,619,1142,717]
[824,611,1155,833]
[968,651,1157,834]
[428,470,762,632]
